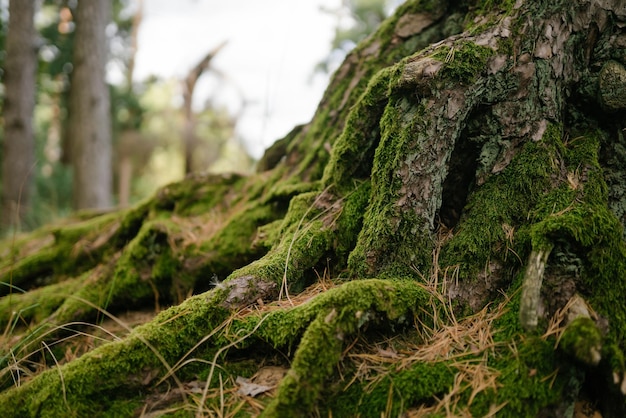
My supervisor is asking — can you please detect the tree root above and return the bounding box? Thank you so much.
[0,278,427,416]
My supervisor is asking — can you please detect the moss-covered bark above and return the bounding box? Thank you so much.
[2,0,626,416]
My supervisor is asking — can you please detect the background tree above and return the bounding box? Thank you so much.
[1,0,626,416]
[0,0,250,225]
[182,42,227,174]
[1,0,37,230]
[67,0,113,210]
[116,0,143,207]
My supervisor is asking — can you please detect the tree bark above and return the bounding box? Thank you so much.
[1,0,37,230]
[67,0,113,210]
[1,0,626,416]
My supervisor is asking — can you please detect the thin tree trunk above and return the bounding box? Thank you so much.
[1,0,37,230]
[117,156,132,208]
[125,0,143,89]
[68,0,113,210]
[117,1,143,207]
[182,42,226,174]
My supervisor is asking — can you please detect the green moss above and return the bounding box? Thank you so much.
[101,221,180,309]
[278,0,461,187]
[0,171,284,371]
[558,317,603,366]
[441,125,604,276]
[464,0,517,35]
[0,244,60,295]
[227,191,334,291]
[333,181,372,264]
[582,224,626,361]
[526,130,626,348]
[497,36,515,56]
[322,324,567,417]
[0,279,429,417]
[442,124,626,409]
[257,125,303,172]
[347,90,433,278]
[0,277,83,328]
[258,279,429,416]
[197,201,278,280]
[322,66,400,192]
[0,214,118,296]
[11,220,180,329]
[0,202,151,302]
[324,361,454,417]
[114,200,150,244]
[432,41,494,84]
[439,125,626,409]
[473,0,516,13]
[265,179,321,205]
[440,136,551,275]
[3,1,626,416]
[152,172,246,216]
[471,337,567,417]
[0,287,234,417]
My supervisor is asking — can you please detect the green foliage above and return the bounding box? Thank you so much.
[111,85,144,132]
[1,0,252,232]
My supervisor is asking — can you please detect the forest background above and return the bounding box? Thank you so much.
[0,0,395,233]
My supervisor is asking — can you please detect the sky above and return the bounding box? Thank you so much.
[133,0,341,158]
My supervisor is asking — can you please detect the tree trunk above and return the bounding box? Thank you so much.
[1,0,626,416]
[67,0,113,210]
[182,42,226,174]
[1,0,37,230]
[125,0,143,89]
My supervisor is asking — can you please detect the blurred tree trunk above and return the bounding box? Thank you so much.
[125,0,143,89]
[182,42,225,174]
[118,0,144,208]
[67,0,112,210]
[1,0,37,230]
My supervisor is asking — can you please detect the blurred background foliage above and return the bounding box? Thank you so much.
[0,0,398,233]
[315,0,403,74]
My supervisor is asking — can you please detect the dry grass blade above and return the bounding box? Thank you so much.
[196,312,272,416]
[159,315,234,385]
[280,186,348,304]
[1,318,126,389]
[64,296,186,395]
[1,294,188,404]
[401,294,507,367]
[41,341,69,411]
[542,298,571,342]
[340,247,512,416]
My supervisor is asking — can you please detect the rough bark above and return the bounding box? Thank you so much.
[1,0,37,230]
[68,0,113,210]
[1,0,626,416]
